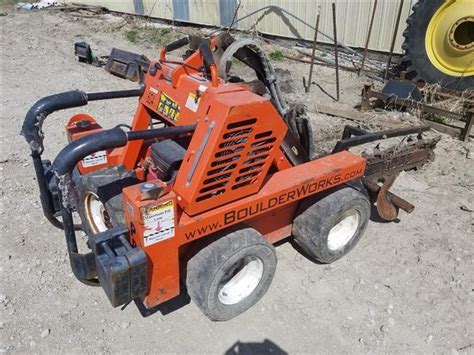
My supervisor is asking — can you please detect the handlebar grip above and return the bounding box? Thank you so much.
[164,37,189,53]
[199,42,215,68]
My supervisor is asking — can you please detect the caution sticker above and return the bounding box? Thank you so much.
[143,200,175,247]
[157,92,180,121]
[82,150,107,168]
[185,92,200,112]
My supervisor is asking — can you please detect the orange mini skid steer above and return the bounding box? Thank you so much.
[22,34,437,321]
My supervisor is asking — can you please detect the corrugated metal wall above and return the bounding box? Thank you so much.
[68,0,418,53]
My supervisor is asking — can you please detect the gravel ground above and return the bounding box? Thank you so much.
[1,7,473,354]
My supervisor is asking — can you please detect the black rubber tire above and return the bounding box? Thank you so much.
[75,165,137,236]
[402,0,473,91]
[292,186,370,264]
[186,228,277,321]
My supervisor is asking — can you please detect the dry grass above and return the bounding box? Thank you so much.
[421,83,473,114]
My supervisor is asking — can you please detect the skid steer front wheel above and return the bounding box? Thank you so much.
[292,187,370,264]
[186,228,277,321]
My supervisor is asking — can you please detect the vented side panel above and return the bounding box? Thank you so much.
[195,119,278,204]
[173,90,288,216]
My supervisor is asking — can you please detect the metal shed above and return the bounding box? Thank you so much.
[66,0,417,53]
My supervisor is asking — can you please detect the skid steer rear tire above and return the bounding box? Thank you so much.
[292,186,370,264]
[75,166,137,236]
[186,228,277,321]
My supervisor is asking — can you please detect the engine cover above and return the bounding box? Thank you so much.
[150,139,186,181]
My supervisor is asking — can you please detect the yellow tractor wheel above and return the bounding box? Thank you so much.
[402,0,473,91]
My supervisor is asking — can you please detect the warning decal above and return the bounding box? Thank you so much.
[185,92,200,112]
[143,200,175,247]
[82,150,107,168]
[157,92,180,121]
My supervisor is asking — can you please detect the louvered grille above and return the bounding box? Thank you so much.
[195,120,276,203]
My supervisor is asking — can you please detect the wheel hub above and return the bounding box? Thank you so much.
[426,1,474,77]
[327,209,360,251]
[218,256,264,305]
[449,17,474,50]
[83,192,112,234]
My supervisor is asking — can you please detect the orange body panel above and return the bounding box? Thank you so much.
[139,61,216,126]
[173,88,288,215]
[245,204,298,244]
[122,151,366,307]
[65,114,122,174]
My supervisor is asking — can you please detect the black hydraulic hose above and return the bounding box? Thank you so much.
[198,41,216,69]
[53,125,196,176]
[61,206,79,254]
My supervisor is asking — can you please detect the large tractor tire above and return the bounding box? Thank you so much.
[402,0,473,91]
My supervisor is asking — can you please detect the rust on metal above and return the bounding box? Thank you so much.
[361,135,439,221]
[364,179,415,215]
[361,84,473,141]
[375,174,399,221]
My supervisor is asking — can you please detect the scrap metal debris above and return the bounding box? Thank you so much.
[15,0,58,10]
[74,42,106,67]
[361,81,473,141]
[74,42,150,82]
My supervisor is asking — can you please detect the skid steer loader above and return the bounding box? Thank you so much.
[22,33,438,321]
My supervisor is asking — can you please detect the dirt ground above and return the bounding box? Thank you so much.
[1,6,473,354]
